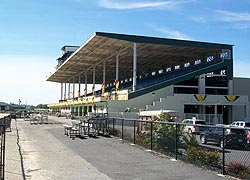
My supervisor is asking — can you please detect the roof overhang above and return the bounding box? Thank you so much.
[47,32,233,84]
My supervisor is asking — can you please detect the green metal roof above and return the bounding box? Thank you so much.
[96,32,233,50]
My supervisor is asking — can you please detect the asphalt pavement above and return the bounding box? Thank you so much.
[5,116,235,180]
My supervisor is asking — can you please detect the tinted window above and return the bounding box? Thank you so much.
[230,129,246,135]
[209,127,216,131]
[195,121,206,125]
[245,122,250,128]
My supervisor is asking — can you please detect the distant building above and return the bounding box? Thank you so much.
[56,45,79,69]
[0,102,10,111]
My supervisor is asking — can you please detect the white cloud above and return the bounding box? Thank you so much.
[0,55,59,105]
[99,0,186,10]
[148,24,192,40]
[215,10,250,22]
[190,16,207,24]
[231,23,250,30]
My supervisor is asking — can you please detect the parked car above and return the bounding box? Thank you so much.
[229,121,249,128]
[182,118,206,134]
[228,121,250,146]
[200,126,247,149]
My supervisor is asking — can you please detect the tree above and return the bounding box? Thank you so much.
[153,113,184,153]
[36,104,48,109]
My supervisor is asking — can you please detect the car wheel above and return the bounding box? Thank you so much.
[188,129,192,134]
[200,135,207,144]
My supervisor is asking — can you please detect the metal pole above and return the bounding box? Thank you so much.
[133,120,136,144]
[150,121,153,150]
[122,119,124,139]
[175,123,178,160]
[112,118,115,135]
[133,43,137,92]
[222,127,225,175]
[2,124,6,180]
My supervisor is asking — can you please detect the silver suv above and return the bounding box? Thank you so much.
[182,118,206,134]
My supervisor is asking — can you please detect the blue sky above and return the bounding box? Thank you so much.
[0,0,250,105]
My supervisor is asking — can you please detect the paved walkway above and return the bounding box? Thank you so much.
[6,116,233,180]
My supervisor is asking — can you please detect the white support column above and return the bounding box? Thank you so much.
[73,81,75,99]
[198,74,206,94]
[85,72,87,96]
[116,54,119,80]
[78,75,81,98]
[92,65,96,95]
[64,83,67,100]
[61,83,63,100]
[228,80,233,95]
[68,82,70,99]
[133,43,137,92]
[213,104,218,124]
[93,65,96,85]
[103,61,106,84]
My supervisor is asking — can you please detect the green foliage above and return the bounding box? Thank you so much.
[153,112,175,122]
[36,104,48,109]
[182,133,199,148]
[135,133,151,147]
[240,168,250,179]
[152,113,184,153]
[106,127,119,136]
[186,146,220,167]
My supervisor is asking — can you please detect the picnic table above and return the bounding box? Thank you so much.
[30,114,48,124]
[63,116,109,139]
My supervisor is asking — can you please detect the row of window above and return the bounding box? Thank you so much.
[105,55,216,87]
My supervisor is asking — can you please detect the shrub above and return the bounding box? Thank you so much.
[135,133,151,147]
[240,168,250,179]
[186,146,220,167]
[182,133,199,148]
[226,162,247,175]
[106,127,119,136]
[152,113,184,153]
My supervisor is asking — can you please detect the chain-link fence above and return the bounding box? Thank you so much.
[0,118,6,180]
[106,117,250,179]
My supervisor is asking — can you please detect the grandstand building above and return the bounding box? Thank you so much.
[47,32,250,124]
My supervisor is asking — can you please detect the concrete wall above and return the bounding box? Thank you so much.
[107,85,174,117]
[233,77,250,120]
[146,94,248,121]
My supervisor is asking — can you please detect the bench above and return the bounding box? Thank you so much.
[63,124,72,136]
[63,121,81,138]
